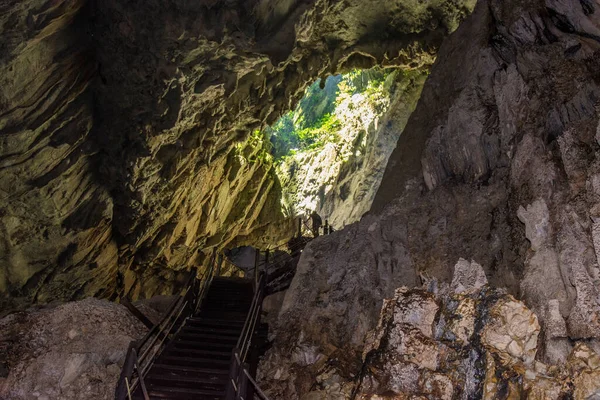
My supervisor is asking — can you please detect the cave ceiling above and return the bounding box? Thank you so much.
[0,0,475,312]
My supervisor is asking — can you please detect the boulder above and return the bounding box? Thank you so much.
[481,296,540,367]
[0,298,146,400]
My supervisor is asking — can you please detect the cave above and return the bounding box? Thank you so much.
[2,0,600,399]
[265,67,426,230]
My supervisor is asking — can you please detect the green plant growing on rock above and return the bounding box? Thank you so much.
[264,66,403,220]
[236,130,274,166]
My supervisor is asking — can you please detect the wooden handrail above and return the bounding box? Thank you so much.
[116,235,320,400]
[120,297,155,330]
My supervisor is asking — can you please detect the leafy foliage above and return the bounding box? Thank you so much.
[265,67,397,161]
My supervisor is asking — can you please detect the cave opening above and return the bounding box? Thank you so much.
[6,0,600,397]
[223,66,428,284]
[261,66,428,230]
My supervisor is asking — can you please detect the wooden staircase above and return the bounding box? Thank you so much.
[133,277,254,400]
[118,241,315,400]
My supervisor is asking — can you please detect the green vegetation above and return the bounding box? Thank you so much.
[236,129,273,165]
[260,66,429,218]
[265,68,395,161]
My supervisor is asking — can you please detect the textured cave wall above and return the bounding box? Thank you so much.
[275,69,428,230]
[0,0,118,311]
[0,0,475,312]
[261,0,600,397]
[370,0,600,336]
[319,70,428,229]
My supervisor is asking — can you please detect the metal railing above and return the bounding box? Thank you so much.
[114,216,332,400]
[220,219,337,399]
[225,273,270,400]
[249,218,334,294]
[115,254,219,400]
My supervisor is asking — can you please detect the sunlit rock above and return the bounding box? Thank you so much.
[481,296,540,367]
[275,69,428,229]
[447,296,477,344]
[569,343,600,400]
[0,0,475,312]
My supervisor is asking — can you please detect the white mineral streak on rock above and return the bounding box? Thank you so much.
[546,299,568,339]
[517,199,551,251]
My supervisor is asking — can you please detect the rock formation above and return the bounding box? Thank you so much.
[277,69,428,229]
[259,0,600,397]
[0,298,149,400]
[378,0,600,349]
[319,70,427,229]
[3,0,600,398]
[259,260,600,399]
[0,0,475,312]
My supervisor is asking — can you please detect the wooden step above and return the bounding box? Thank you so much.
[187,318,245,328]
[165,347,233,360]
[172,339,236,351]
[151,363,230,377]
[160,355,231,369]
[181,326,242,335]
[176,332,240,342]
[147,371,227,388]
[146,384,224,400]
[195,310,249,318]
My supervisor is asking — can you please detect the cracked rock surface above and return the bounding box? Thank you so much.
[260,0,600,396]
[259,261,600,399]
[0,298,147,400]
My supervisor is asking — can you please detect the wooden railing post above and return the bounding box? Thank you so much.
[238,363,250,400]
[115,343,137,400]
[137,361,150,400]
[121,297,155,330]
[225,350,239,400]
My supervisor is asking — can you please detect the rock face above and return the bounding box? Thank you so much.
[0,298,147,400]
[258,1,600,394]
[321,70,428,229]
[0,0,475,312]
[259,261,600,399]
[272,0,600,372]
[277,69,428,229]
[372,0,600,343]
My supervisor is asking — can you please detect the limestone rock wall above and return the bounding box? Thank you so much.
[260,0,600,397]
[0,0,475,312]
[375,0,600,343]
[319,71,427,228]
[278,70,428,229]
[260,261,600,399]
[0,0,119,312]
